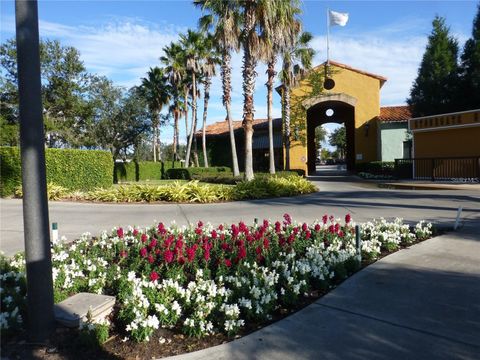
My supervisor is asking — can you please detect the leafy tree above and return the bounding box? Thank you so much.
[315,125,327,148]
[280,31,315,170]
[407,16,459,117]
[196,0,242,176]
[329,126,346,159]
[91,79,150,161]
[139,67,171,162]
[458,4,480,111]
[1,38,94,147]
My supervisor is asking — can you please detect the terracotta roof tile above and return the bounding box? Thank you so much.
[198,118,281,136]
[378,105,412,122]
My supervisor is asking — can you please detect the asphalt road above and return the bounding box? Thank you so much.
[1,168,479,256]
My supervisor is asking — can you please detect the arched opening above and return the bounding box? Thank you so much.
[307,100,355,175]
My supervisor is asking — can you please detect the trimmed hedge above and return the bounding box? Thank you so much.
[114,161,183,183]
[0,146,113,196]
[355,161,395,176]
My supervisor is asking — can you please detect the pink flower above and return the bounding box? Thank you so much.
[119,250,128,258]
[148,255,154,264]
[302,223,308,232]
[150,271,159,282]
[197,220,204,228]
[322,215,328,224]
[163,250,174,264]
[238,246,247,260]
[141,233,148,243]
[132,228,139,236]
[116,228,124,238]
[211,230,218,239]
[139,247,148,257]
[224,258,232,268]
[283,213,292,225]
[314,224,321,232]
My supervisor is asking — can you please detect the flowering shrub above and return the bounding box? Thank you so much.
[1,215,432,343]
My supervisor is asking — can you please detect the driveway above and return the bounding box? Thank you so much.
[1,171,479,256]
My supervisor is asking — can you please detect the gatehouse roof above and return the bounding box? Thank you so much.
[378,105,412,122]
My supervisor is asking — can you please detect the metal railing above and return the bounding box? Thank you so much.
[394,157,480,182]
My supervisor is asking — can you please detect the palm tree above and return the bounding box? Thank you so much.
[262,1,302,174]
[180,30,204,168]
[280,31,315,170]
[198,34,221,168]
[239,0,293,180]
[139,67,170,162]
[161,42,187,164]
[196,0,242,176]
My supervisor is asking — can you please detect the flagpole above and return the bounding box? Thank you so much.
[326,8,330,64]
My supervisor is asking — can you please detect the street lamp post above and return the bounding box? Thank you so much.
[15,0,55,343]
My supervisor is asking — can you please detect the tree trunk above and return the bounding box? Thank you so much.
[185,72,197,168]
[284,84,291,170]
[202,77,211,168]
[222,51,240,177]
[242,3,257,181]
[157,124,162,162]
[172,108,179,165]
[266,57,276,174]
[152,114,158,162]
[184,87,189,166]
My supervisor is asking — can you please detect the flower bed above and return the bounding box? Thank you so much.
[1,215,432,355]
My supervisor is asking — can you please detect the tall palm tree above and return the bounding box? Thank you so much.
[198,34,221,168]
[180,30,204,168]
[280,31,315,170]
[161,42,187,164]
[262,1,302,174]
[196,0,242,176]
[139,67,170,162]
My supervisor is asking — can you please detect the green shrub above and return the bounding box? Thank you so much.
[114,161,183,183]
[14,182,70,200]
[356,161,395,176]
[165,168,191,180]
[0,146,112,196]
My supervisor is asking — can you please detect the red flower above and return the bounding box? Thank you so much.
[148,255,154,264]
[132,228,139,236]
[195,227,202,235]
[322,215,328,224]
[328,225,335,233]
[175,239,184,250]
[211,230,218,239]
[221,242,229,251]
[231,224,239,237]
[238,246,247,260]
[283,213,292,225]
[288,234,295,244]
[236,239,244,248]
[149,238,157,248]
[119,250,128,258]
[305,230,311,239]
[197,220,204,228]
[263,237,270,249]
[345,214,351,224]
[263,219,269,228]
[257,254,265,264]
[255,246,262,255]
[163,250,174,264]
[116,228,124,238]
[338,230,345,238]
[220,234,225,241]
[275,221,282,233]
[302,223,308,232]
[224,258,232,267]
[335,223,340,233]
[150,271,159,282]
[186,245,197,262]
[140,247,148,257]
[177,256,185,265]
[157,223,166,235]
[141,233,148,243]
[218,224,224,231]
[314,224,321,232]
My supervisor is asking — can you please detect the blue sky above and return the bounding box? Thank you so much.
[1,0,478,143]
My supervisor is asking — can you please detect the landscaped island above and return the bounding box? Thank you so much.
[1,215,432,358]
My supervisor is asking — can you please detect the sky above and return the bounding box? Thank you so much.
[1,0,478,143]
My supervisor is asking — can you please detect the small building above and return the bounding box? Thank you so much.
[376,105,412,161]
[197,118,283,172]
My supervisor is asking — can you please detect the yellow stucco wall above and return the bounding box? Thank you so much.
[286,63,383,173]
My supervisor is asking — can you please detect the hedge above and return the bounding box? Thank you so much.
[114,161,183,183]
[0,146,113,197]
[355,161,395,176]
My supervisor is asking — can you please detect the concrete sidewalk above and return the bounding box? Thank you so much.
[166,220,480,360]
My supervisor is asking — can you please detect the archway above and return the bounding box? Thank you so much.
[306,99,355,174]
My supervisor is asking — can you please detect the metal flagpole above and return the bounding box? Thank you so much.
[326,8,330,64]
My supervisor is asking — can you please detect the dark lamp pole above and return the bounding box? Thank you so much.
[15,0,55,343]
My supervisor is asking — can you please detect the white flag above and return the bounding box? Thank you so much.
[329,10,349,27]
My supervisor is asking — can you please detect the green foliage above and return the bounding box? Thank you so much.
[329,126,346,158]
[0,147,112,196]
[14,182,70,201]
[165,166,232,180]
[355,161,395,176]
[233,175,316,200]
[408,16,459,117]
